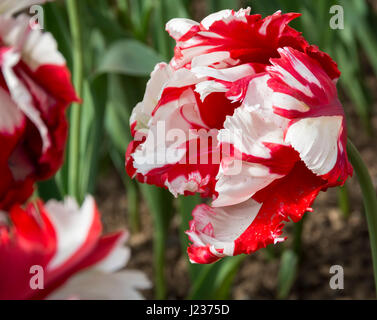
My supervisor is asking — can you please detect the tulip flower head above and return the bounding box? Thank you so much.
[0,2,78,210]
[126,8,352,263]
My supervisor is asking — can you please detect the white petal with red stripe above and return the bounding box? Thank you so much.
[130,63,173,132]
[200,7,251,30]
[266,47,350,181]
[187,198,262,263]
[285,116,343,176]
[166,18,199,41]
[45,196,101,271]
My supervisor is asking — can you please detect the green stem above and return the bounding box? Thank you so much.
[264,245,277,261]
[347,139,377,296]
[125,179,140,233]
[293,215,305,258]
[276,214,305,299]
[116,0,133,31]
[67,0,83,201]
[338,183,350,218]
[140,185,172,299]
[154,0,169,60]
[154,230,167,299]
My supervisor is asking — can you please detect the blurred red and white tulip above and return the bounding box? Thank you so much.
[126,8,352,264]
[0,10,78,209]
[0,196,150,300]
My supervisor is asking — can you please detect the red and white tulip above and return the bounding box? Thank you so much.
[0,6,78,210]
[0,196,150,300]
[126,8,352,263]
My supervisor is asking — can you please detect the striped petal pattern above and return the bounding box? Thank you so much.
[125,8,352,264]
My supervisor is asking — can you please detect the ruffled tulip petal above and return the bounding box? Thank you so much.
[170,9,305,69]
[187,197,262,264]
[166,18,200,41]
[267,47,352,184]
[188,161,326,263]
